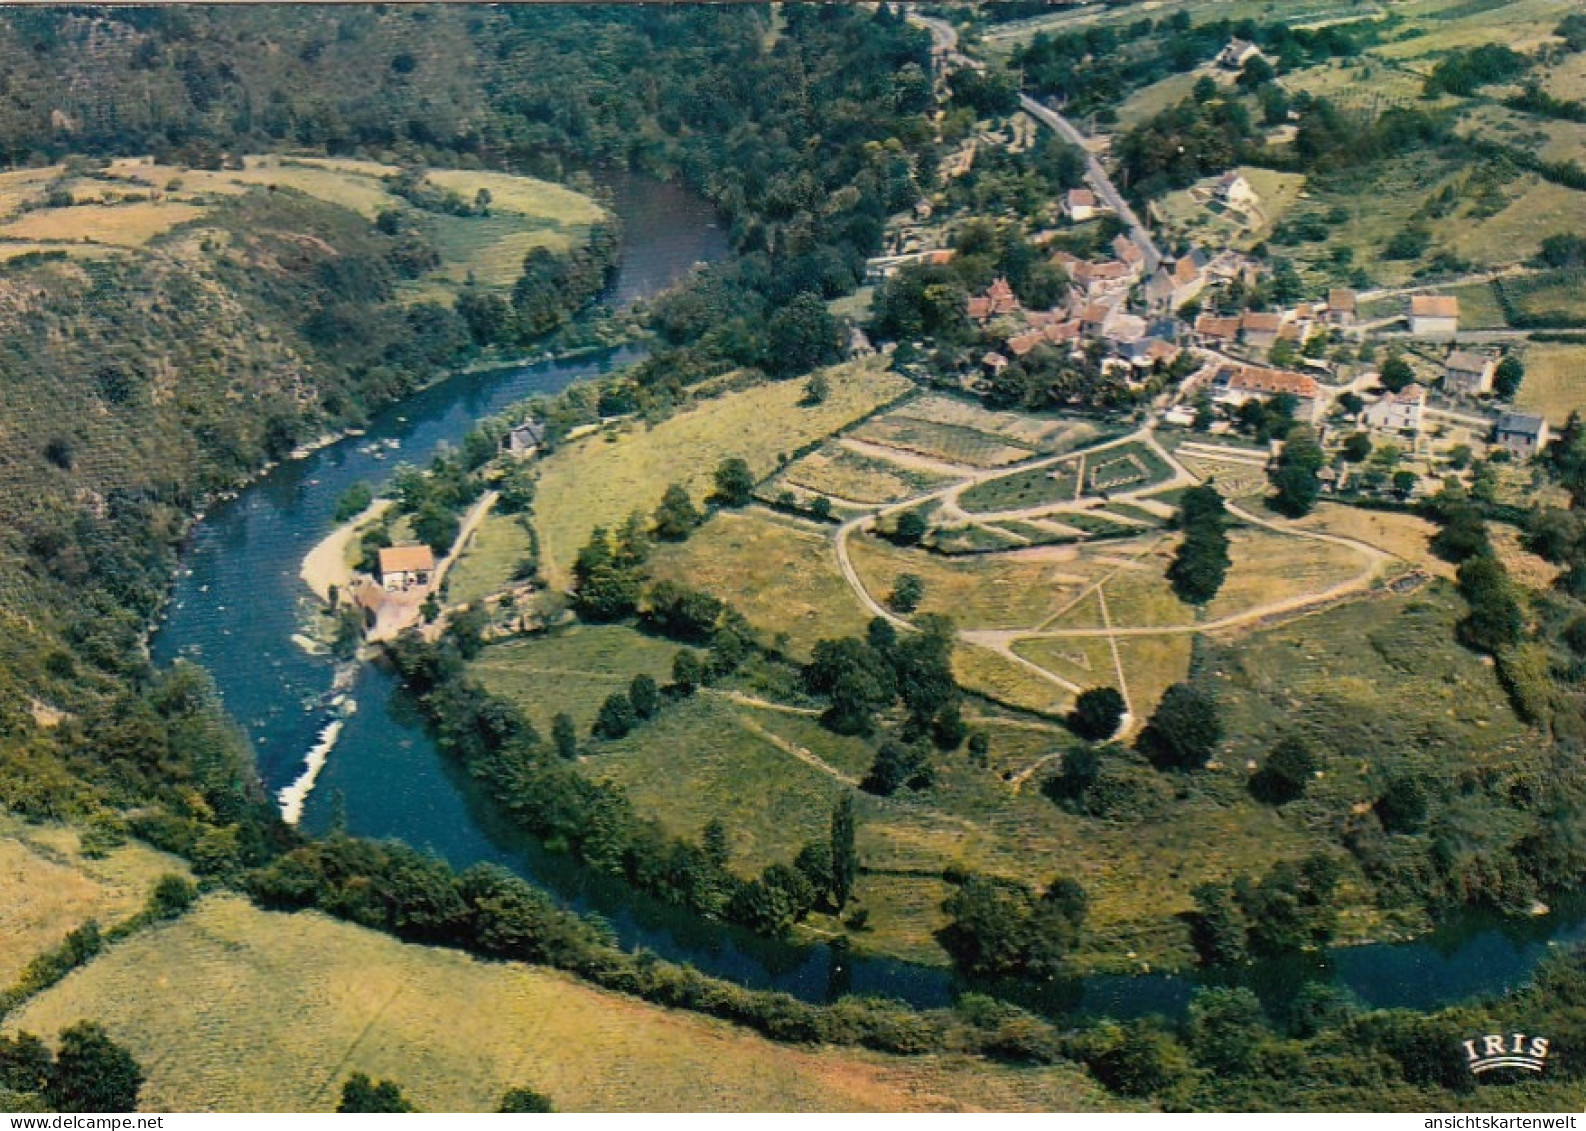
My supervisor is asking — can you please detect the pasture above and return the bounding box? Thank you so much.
[6,895,1114,1112]
[1515,343,1586,425]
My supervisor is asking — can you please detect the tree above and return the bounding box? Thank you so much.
[801,371,831,405]
[46,1022,143,1113]
[1137,683,1222,771]
[831,794,858,908]
[1341,432,1372,462]
[1376,773,1428,833]
[892,510,927,544]
[499,1087,554,1113]
[1431,503,1490,563]
[412,500,460,555]
[1089,1019,1191,1098]
[572,526,643,622]
[0,1032,52,1097]
[337,1072,416,1113]
[1238,853,1339,954]
[652,483,702,541]
[1249,736,1317,804]
[552,712,578,760]
[1378,353,1415,393]
[1188,987,1268,1075]
[334,481,374,523]
[862,739,933,796]
[629,673,660,719]
[1392,469,1418,500]
[593,691,637,739]
[765,292,842,379]
[1167,484,1230,605]
[1189,882,1247,966]
[888,573,925,613]
[712,457,755,507]
[1456,553,1523,654]
[1494,355,1525,399]
[806,636,895,734]
[938,874,1086,979]
[1069,687,1126,742]
[671,649,704,693]
[1269,426,1326,517]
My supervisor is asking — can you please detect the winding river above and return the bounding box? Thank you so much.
[152,173,1586,1021]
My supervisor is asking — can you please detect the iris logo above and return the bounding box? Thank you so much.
[1462,1033,1550,1074]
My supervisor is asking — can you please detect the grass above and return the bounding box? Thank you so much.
[444,511,532,607]
[648,510,874,659]
[1114,71,1203,130]
[1205,528,1378,622]
[892,398,1100,451]
[532,357,912,588]
[952,644,1075,716]
[847,535,1105,631]
[0,202,205,247]
[4,894,1116,1112]
[1292,504,1448,577]
[779,444,956,505]
[852,416,1034,469]
[0,817,188,986]
[1499,268,1586,325]
[1515,343,1586,425]
[582,696,846,874]
[958,461,1079,514]
[1444,179,1586,269]
[471,624,681,736]
[1434,280,1509,330]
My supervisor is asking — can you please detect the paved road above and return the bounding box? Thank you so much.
[908,12,1164,274]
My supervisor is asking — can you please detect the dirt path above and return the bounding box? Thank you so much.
[733,714,860,788]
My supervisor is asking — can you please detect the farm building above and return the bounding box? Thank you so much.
[1494,412,1550,460]
[503,420,546,458]
[1217,39,1263,70]
[1145,249,1210,312]
[1443,351,1495,396]
[1211,365,1324,423]
[378,544,436,592]
[1215,171,1259,210]
[1325,289,1357,327]
[1409,295,1459,337]
[1063,187,1100,222]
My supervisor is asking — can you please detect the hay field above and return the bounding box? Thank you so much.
[1514,343,1586,426]
[1291,504,1450,579]
[0,202,205,247]
[533,358,911,588]
[6,895,1116,1113]
[0,819,188,985]
[647,510,874,657]
[1444,178,1586,267]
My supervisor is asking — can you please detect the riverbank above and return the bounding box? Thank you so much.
[300,499,395,603]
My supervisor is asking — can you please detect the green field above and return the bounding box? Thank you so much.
[5,895,1113,1112]
[532,357,912,588]
[472,624,681,736]
[444,511,533,607]
[1515,342,1586,425]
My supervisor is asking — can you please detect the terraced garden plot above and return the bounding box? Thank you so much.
[1497,267,1586,326]
[929,523,1025,554]
[0,201,205,246]
[1011,636,1120,692]
[583,696,846,874]
[779,445,957,505]
[444,511,532,607]
[953,642,1075,716]
[958,461,1080,514]
[5,895,1113,1112]
[889,397,1100,452]
[851,416,1034,469]
[648,510,873,658]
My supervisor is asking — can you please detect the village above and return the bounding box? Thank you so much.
[863,26,1556,510]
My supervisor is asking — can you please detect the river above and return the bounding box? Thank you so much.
[151,173,1586,1022]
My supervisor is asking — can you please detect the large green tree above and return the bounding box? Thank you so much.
[1269,426,1326,517]
[45,1022,143,1114]
[1136,683,1222,771]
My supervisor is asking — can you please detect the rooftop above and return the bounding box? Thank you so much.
[1411,295,1459,319]
[378,544,436,575]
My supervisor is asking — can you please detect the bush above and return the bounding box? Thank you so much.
[1136,683,1222,771]
[1249,736,1317,804]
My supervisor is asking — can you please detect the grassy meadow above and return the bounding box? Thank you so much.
[1515,343,1586,425]
[532,357,912,588]
[5,895,1120,1113]
[0,817,188,986]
